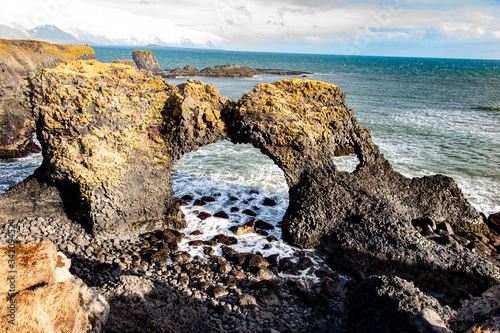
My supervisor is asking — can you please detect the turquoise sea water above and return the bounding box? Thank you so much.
[1,47,499,217]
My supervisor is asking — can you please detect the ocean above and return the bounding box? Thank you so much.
[1,48,499,264]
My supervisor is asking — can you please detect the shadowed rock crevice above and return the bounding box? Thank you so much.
[1,59,498,293]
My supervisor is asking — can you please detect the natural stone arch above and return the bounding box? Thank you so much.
[6,59,497,293]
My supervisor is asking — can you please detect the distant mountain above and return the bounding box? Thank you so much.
[2,23,216,49]
[0,24,29,39]
[28,25,79,44]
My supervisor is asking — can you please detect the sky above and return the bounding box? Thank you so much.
[1,0,500,59]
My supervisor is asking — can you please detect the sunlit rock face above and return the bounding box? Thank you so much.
[15,59,499,292]
[0,39,95,159]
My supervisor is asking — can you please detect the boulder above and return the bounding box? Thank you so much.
[131,50,162,74]
[230,221,256,235]
[0,39,94,159]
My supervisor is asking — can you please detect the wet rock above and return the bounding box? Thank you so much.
[230,221,256,235]
[194,200,206,206]
[278,258,299,275]
[181,195,193,201]
[242,209,257,217]
[204,247,215,256]
[262,198,277,207]
[201,196,216,202]
[203,240,217,247]
[256,268,274,280]
[221,246,237,257]
[191,230,203,236]
[175,198,190,207]
[256,230,269,236]
[198,212,212,220]
[230,207,240,212]
[189,240,203,247]
[255,220,275,230]
[296,257,314,271]
[163,229,184,246]
[266,236,278,242]
[487,212,500,234]
[214,211,229,219]
[246,254,269,270]
[212,234,238,246]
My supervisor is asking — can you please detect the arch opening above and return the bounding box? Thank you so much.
[334,154,361,173]
[171,140,296,258]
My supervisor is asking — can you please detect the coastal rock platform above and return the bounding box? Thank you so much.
[1,59,499,301]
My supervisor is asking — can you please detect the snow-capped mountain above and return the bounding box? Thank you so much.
[28,25,79,44]
[0,24,28,39]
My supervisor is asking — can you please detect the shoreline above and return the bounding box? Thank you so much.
[1,43,500,332]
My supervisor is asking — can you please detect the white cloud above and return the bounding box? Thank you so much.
[1,0,500,51]
[0,0,223,46]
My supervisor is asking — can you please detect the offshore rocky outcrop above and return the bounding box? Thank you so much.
[164,64,309,78]
[132,50,162,75]
[0,39,95,158]
[2,59,499,294]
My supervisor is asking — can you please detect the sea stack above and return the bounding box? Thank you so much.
[132,50,162,74]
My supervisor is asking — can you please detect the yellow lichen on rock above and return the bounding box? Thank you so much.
[33,60,172,199]
[234,79,353,171]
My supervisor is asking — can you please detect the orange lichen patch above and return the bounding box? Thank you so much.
[0,281,88,333]
[0,242,57,294]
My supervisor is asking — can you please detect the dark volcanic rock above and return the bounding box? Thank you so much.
[132,50,162,74]
[164,63,310,79]
[3,61,498,294]
[345,275,455,333]
[213,211,229,219]
[262,198,277,206]
[197,212,212,220]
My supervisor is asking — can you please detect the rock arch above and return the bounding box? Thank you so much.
[11,60,498,292]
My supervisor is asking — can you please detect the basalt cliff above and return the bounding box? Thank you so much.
[1,59,498,302]
[0,39,95,158]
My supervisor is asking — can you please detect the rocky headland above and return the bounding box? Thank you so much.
[0,39,95,159]
[1,58,500,332]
